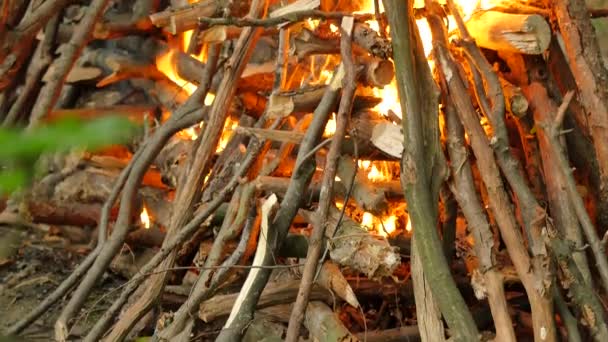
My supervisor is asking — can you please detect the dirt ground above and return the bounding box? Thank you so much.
[0,225,122,341]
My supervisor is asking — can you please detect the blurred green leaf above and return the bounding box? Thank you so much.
[0,115,138,195]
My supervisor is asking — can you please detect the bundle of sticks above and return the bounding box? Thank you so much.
[2,0,608,341]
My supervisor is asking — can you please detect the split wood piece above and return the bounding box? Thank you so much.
[83,47,167,85]
[317,261,360,308]
[235,126,304,143]
[149,0,248,34]
[337,156,389,215]
[299,207,400,278]
[26,201,116,228]
[86,156,168,190]
[304,301,359,342]
[410,236,445,342]
[198,279,332,322]
[255,175,403,200]
[464,10,551,54]
[25,169,170,227]
[500,77,528,117]
[551,0,608,229]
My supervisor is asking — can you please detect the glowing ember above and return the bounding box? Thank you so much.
[140,205,151,229]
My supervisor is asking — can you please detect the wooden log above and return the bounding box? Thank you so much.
[464,11,551,54]
[304,302,359,342]
[336,156,389,215]
[255,175,403,201]
[353,22,392,59]
[500,77,529,117]
[317,261,360,308]
[243,317,286,342]
[299,207,400,278]
[198,279,332,322]
[149,0,248,34]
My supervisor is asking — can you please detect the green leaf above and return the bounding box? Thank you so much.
[0,168,27,195]
[0,115,139,196]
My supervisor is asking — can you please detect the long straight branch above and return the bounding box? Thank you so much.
[382,1,478,340]
[284,16,356,342]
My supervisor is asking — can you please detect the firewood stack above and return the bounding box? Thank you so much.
[1,0,608,341]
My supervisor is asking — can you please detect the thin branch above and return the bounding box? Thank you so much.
[199,10,372,28]
[285,16,356,342]
[383,0,479,340]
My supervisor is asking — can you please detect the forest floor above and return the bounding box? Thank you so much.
[0,226,121,341]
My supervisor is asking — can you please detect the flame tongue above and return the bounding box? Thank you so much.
[140,205,151,229]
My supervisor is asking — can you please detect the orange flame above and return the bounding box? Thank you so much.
[361,211,398,237]
[140,205,151,229]
[358,160,395,182]
[156,50,198,95]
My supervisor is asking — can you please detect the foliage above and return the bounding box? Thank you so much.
[0,116,138,195]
